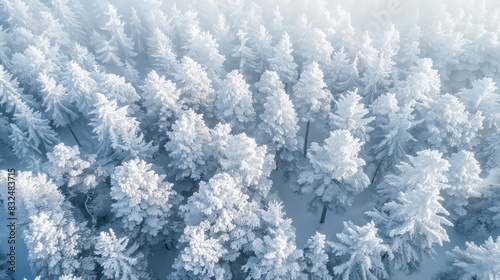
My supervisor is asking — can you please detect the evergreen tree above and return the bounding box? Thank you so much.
[111,158,181,244]
[293,62,332,123]
[129,7,144,53]
[442,237,500,280]
[62,61,98,115]
[297,27,333,66]
[11,45,59,93]
[90,93,155,159]
[214,70,255,132]
[257,71,299,162]
[367,150,452,274]
[292,62,331,157]
[100,73,141,113]
[170,225,227,280]
[147,27,178,78]
[183,24,225,81]
[419,93,483,154]
[303,232,331,280]
[24,211,83,278]
[329,89,374,143]
[251,25,273,75]
[232,29,259,80]
[376,149,450,202]
[0,64,37,113]
[370,93,420,180]
[326,48,359,94]
[11,102,59,158]
[268,32,298,86]
[360,25,399,103]
[95,228,149,280]
[443,150,482,219]
[164,109,212,181]
[243,201,306,280]
[298,130,370,221]
[395,58,441,107]
[37,73,77,127]
[90,31,123,68]
[44,143,98,195]
[49,0,86,42]
[457,77,500,130]
[173,173,260,279]
[141,70,180,142]
[174,56,215,115]
[101,3,137,62]
[217,132,275,200]
[329,221,391,280]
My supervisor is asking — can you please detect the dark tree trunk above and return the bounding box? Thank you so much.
[67,124,82,148]
[303,121,310,158]
[320,204,327,224]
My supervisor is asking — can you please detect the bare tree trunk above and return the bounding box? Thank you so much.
[303,121,310,158]
[320,204,327,224]
[371,164,382,184]
[67,124,82,148]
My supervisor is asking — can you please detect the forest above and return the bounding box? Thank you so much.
[0,0,499,279]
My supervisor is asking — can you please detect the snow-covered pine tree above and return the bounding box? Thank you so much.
[359,25,399,103]
[376,149,450,202]
[183,24,225,81]
[329,221,391,280]
[232,29,259,81]
[99,73,141,114]
[90,31,123,68]
[111,158,181,245]
[250,25,273,76]
[129,7,144,54]
[37,73,77,127]
[62,61,99,115]
[292,62,332,157]
[440,237,500,280]
[48,0,86,42]
[303,232,331,280]
[370,93,420,181]
[0,64,37,113]
[457,77,500,130]
[173,173,260,279]
[419,93,483,154]
[214,70,255,132]
[367,150,452,274]
[457,78,500,172]
[95,228,149,280]
[257,70,299,162]
[11,45,59,93]
[216,131,275,200]
[268,32,298,88]
[243,201,306,280]
[174,56,215,116]
[443,150,482,220]
[170,226,227,280]
[326,48,359,94]
[140,70,181,143]
[298,130,370,222]
[164,109,212,181]
[101,3,137,63]
[329,89,374,143]
[24,211,83,278]
[395,58,441,107]
[44,143,101,195]
[147,27,178,79]
[90,93,155,159]
[296,27,333,66]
